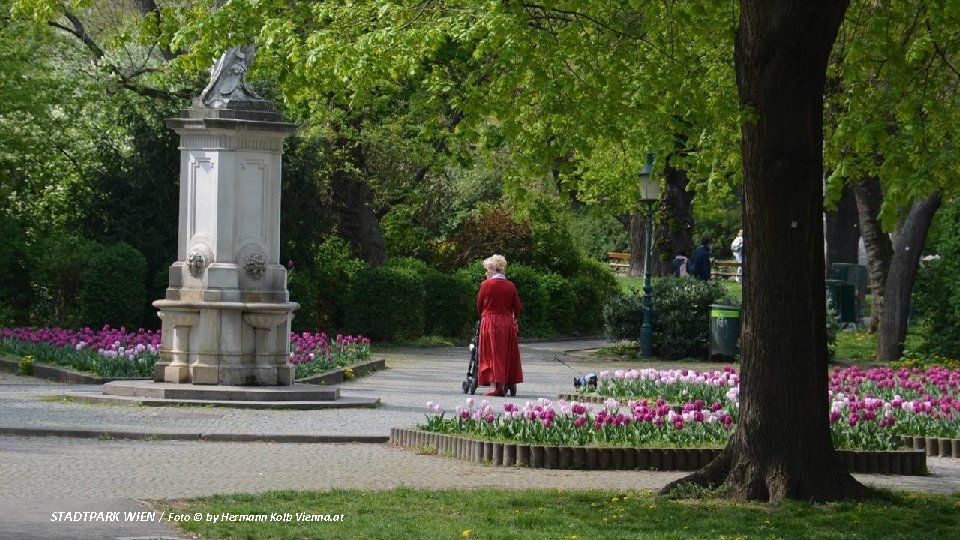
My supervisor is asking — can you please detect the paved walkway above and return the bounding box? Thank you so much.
[1,340,958,539]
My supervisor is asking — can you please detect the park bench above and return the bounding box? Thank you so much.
[606,252,630,274]
[712,260,741,280]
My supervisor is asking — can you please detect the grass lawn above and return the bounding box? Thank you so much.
[158,487,960,540]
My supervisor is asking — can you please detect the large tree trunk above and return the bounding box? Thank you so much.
[825,184,860,268]
[653,163,695,276]
[876,192,941,361]
[852,176,893,332]
[663,0,863,502]
[618,212,645,277]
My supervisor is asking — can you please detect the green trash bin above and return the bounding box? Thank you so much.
[709,304,740,360]
[831,263,868,302]
[825,279,858,324]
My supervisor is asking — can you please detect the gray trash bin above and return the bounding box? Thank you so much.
[709,304,740,360]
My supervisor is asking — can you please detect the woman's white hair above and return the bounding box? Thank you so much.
[482,254,507,274]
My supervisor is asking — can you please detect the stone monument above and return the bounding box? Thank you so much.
[153,45,298,386]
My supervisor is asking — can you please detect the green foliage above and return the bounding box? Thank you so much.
[602,289,645,342]
[524,198,583,275]
[441,205,536,271]
[29,232,95,327]
[381,205,431,259]
[652,277,728,359]
[571,258,621,335]
[422,271,475,339]
[691,189,741,260]
[77,242,148,330]
[288,236,366,332]
[343,266,426,342]
[538,273,576,337]
[502,263,551,337]
[0,215,31,325]
[568,205,629,261]
[913,200,960,357]
[17,355,33,376]
[603,278,728,358]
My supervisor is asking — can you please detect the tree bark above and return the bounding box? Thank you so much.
[618,212,645,277]
[825,184,860,268]
[663,0,863,502]
[876,192,941,361]
[653,163,695,276]
[851,176,893,332]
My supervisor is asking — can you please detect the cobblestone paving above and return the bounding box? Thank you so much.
[2,341,959,539]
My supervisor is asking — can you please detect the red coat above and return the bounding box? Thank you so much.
[476,277,523,385]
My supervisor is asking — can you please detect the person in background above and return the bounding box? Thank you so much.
[476,254,523,397]
[731,229,744,282]
[671,250,689,277]
[687,238,712,280]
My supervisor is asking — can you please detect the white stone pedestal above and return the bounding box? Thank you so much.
[154,101,298,385]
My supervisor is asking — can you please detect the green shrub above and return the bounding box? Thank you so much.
[603,288,645,342]
[505,263,553,337]
[540,273,577,336]
[652,277,728,359]
[441,205,536,271]
[344,266,426,341]
[568,206,629,261]
[526,199,583,276]
[913,201,960,357]
[603,277,727,358]
[288,236,366,332]
[29,232,95,326]
[77,242,147,329]
[423,271,475,338]
[384,257,474,338]
[571,258,621,335]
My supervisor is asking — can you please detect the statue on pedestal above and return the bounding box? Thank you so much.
[198,45,265,108]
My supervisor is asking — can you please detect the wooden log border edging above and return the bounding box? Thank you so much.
[390,428,928,474]
[900,435,960,458]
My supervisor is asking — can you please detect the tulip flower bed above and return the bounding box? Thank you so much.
[288,332,372,379]
[418,365,960,452]
[586,368,740,405]
[0,326,160,378]
[421,397,735,448]
[1,326,372,380]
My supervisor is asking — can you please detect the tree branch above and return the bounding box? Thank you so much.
[48,11,191,100]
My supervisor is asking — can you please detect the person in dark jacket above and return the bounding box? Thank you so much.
[687,238,712,280]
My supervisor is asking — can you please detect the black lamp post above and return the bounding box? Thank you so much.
[638,153,659,357]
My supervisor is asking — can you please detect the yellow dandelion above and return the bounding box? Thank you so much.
[462,530,472,537]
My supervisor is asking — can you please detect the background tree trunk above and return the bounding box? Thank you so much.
[653,164,695,276]
[825,185,861,268]
[618,212,645,277]
[851,176,893,332]
[663,0,864,502]
[876,192,941,361]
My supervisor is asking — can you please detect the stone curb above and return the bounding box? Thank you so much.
[0,426,389,444]
[901,435,960,458]
[297,358,387,386]
[391,428,927,474]
[0,358,149,384]
[57,392,382,410]
[1,357,387,387]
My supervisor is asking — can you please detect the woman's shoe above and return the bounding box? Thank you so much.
[484,384,506,397]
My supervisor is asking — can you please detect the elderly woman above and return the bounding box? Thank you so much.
[476,254,523,397]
